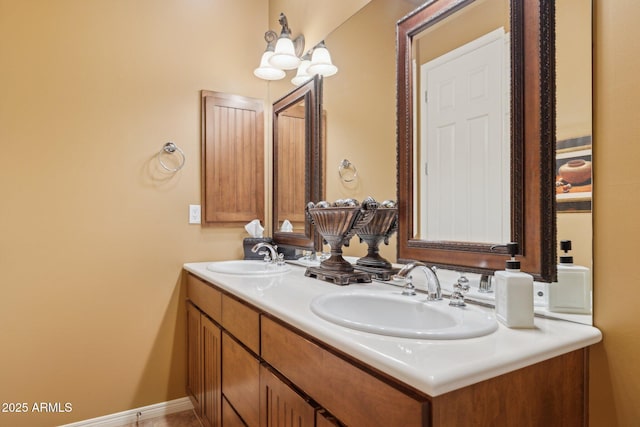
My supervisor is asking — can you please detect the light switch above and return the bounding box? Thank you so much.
[189,204,201,224]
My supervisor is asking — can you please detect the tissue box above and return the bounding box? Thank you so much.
[243,237,274,260]
[279,245,297,260]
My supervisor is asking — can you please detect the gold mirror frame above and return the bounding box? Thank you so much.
[272,75,324,251]
[397,0,556,281]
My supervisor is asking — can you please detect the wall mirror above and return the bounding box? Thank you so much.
[300,0,591,323]
[397,0,557,281]
[272,75,324,251]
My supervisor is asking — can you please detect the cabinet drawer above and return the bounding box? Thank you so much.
[261,316,428,427]
[187,273,222,323]
[222,294,260,354]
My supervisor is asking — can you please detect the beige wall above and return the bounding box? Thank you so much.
[591,0,640,424]
[0,0,268,425]
[321,0,416,259]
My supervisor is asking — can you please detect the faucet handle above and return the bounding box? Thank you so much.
[260,252,272,263]
[401,280,417,296]
[449,275,470,307]
[479,274,493,293]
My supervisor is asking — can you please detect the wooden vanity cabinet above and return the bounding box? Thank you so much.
[186,272,589,427]
[186,275,223,427]
[187,273,262,427]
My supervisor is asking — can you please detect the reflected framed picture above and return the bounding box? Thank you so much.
[556,136,592,212]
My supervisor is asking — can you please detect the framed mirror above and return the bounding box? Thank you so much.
[397,0,556,281]
[272,75,324,251]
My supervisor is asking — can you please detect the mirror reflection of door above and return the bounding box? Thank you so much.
[276,102,306,233]
[419,28,510,243]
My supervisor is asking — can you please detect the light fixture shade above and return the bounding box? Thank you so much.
[291,59,312,86]
[307,43,338,77]
[269,36,301,70]
[254,51,286,80]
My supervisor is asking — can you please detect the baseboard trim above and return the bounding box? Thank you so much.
[58,397,194,427]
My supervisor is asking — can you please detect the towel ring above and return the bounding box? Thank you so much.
[158,142,186,172]
[338,159,357,182]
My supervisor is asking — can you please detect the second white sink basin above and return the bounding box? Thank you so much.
[310,291,498,340]
[206,260,291,276]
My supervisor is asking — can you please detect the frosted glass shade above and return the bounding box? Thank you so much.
[269,37,300,70]
[307,46,338,77]
[291,59,312,86]
[254,51,285,80]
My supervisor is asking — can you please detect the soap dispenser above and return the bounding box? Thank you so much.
[548,240,591,314]
[493,242,535,328]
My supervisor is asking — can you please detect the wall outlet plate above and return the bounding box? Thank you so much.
[189,205,201,224]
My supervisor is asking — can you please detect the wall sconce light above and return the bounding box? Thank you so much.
[270,13,303,70]
[307,40,338,77]
[291,52,312,86]
[253,31,286,81]
[254,13,338,85]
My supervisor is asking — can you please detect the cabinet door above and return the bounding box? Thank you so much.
[222,396,247,427]
[202,315,222,427]
[260,365,316,427]
[201,90,264,224]
[186,302,202,415]
[222,332,260,427]
[316,411,343,427]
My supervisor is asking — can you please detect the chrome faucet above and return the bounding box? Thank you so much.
[394,261,442,301]
[251,242,284,265]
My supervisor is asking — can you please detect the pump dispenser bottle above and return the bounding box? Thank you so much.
[548,240,591,314]
[493,242,535,328]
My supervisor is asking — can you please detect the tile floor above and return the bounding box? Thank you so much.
[118,409,202,427]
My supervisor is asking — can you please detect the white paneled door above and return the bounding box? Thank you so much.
[419,28,510,243]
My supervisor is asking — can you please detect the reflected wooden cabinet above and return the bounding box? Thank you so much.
[275,104,307,226]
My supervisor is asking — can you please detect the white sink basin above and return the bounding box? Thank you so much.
[310,291,498,340]
[206,260,291,276]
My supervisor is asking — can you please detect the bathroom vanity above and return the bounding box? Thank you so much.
[183,262,601,427]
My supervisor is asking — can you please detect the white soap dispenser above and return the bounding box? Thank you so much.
[548,240,591,314]
[493,242,535,328]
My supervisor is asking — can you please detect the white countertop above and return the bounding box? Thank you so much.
[184,261,602,396]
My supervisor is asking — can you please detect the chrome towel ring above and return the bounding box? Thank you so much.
[338,159,357,182]
[158,142,186,172]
